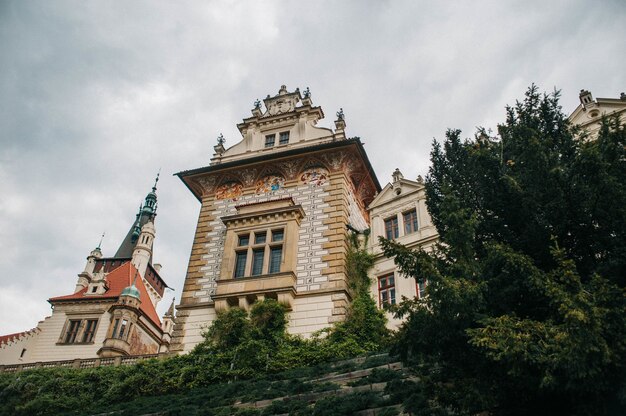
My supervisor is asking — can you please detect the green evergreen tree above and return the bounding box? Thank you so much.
[381,86,626,416]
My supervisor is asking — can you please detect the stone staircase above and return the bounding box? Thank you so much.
[94,353,410,416]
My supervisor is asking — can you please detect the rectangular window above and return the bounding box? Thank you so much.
[234,251,247,278]
[279,131,289,145]
[81,319,98,343]
[117,319,128,339]
[269,246,282,273]
[378,274,396,306]
[416,280,427,299]
[272,229,284,242]
[403,209,418,234]
[265,134,275,147]
[64,320,81,343]
[384,217,399,239]
[254,232,266,245]
[111,319,120,338]
[251,249,264,276]
[238,234,250,246]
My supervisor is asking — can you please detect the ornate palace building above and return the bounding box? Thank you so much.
[169,86,380,352]
[3,87,622,366]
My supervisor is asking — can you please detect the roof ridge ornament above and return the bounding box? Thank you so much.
[263,85,301,117]
[334,108,346,135]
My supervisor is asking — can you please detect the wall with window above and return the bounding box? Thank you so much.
[0,329,39,365]
[13,304,112,363]
[366,175,439,329]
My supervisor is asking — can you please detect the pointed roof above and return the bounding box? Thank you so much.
[164,298,175,317]
[114,174,159,258]
[49,261,161,327]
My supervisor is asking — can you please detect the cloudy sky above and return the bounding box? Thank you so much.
[0,0,624,335]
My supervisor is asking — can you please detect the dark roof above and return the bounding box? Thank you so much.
[113,211,153,258]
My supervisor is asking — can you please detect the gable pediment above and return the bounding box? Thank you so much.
[368,178,424,210]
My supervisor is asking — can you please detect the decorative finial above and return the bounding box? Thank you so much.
[336,108,345,120]
[392,168,404,183]
[303,87,311,98]
[253,99,261,110]
[97,232,105,250]
[152,169,160,192]
[416,175,424,184]
[279,85,287,94]
[165,297,176,316]
[217,133,225,146]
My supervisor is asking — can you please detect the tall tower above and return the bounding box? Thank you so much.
[170,86,380,353]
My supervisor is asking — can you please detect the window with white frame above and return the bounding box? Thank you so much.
[378,274,396,306]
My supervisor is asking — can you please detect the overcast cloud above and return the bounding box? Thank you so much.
[0,0,624,334]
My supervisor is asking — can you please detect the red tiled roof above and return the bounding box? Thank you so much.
[49,261,161,328]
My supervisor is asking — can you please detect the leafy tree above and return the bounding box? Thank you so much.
[203,307,251,349]
[330,230,390,349]
[381,86,626,415]
[249,298,288,344]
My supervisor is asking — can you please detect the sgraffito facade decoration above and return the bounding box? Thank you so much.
[215,182,243,201]
[300,167,329,187]
[255,175,285,194]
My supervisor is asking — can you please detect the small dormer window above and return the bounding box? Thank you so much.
[279,131,290,145]
[265,134,276,148]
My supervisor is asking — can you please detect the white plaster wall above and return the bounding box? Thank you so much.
[0,330,40,365]
[369,256,419,330]
[26,309,111,363]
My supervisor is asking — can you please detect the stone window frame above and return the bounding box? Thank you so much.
[110,317,132,341]
[384,216,399,239]
[264,134,276,148]
[402,209,418,235]
[278,131,290,145]
[57,317,101,345]
[232,228,285,278]
[220,199,304,283]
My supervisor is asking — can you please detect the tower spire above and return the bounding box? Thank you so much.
[114,174,160,258]
[97,232,105,250]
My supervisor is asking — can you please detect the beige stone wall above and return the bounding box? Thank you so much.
[287,294,335,336]
[172,165,366,351]
[175,306,218,353]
